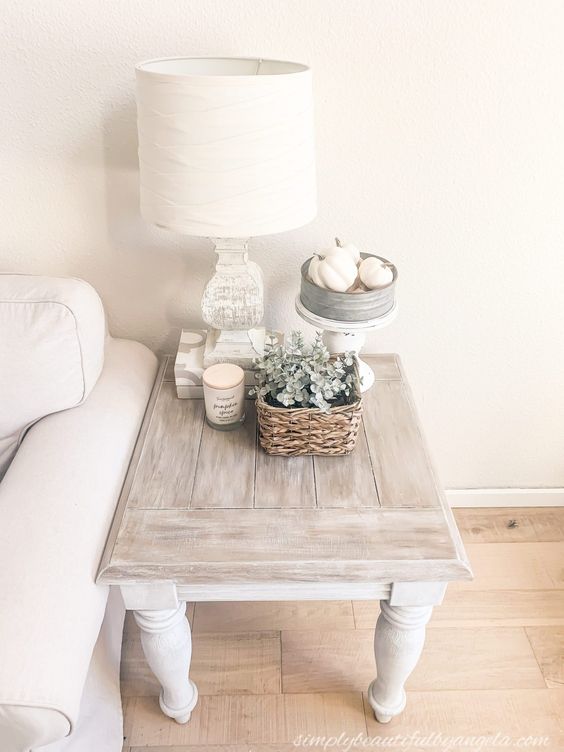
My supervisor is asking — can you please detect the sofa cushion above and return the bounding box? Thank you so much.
[0,337,157,750]
[0,275,106,479]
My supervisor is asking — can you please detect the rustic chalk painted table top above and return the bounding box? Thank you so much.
[97,354,472,726]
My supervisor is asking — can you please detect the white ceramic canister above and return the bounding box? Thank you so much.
[202,363,245,431]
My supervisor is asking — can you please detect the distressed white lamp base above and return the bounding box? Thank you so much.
[203,325,266,368]
[200,238,268,370]
[295,296,398,392]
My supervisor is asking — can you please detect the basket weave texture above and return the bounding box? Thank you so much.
[256,396,363,456]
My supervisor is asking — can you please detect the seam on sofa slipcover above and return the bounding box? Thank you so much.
[0,700,73,737]
[0,299,87,457]
[0,298,87,401]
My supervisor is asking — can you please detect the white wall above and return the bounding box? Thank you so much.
[1,0,564,491]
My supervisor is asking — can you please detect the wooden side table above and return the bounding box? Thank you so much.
[97,354,472,725]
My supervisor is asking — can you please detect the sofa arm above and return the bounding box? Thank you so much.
[0,337,157,751]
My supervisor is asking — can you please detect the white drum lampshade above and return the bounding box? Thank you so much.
[136,57,317,238]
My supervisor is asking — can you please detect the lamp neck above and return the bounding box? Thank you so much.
[211,237,251,271]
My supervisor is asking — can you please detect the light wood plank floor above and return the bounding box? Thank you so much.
[122,508,564,751]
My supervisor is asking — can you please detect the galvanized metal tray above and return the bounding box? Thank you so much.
[300,253,397,322]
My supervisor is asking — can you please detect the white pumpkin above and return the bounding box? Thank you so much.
[358,257,394,289]
[308,252,358,292]
[307,255,326,288]
[321,238,361,265]
[337,241,361,264]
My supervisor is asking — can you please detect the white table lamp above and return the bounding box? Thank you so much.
[136,56,316,367]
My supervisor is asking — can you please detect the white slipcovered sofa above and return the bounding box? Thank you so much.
[0,275,158,751]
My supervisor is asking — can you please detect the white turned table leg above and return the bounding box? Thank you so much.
[367,601,433,723]
[134,602,198,724]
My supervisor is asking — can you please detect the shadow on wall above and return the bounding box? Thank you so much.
[73,97,211,353]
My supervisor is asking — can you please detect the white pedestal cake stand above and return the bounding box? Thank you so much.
[295,296,398,392]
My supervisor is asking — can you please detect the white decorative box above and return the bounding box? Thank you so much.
[174,330,258,399]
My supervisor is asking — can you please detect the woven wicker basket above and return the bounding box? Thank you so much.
[256,394,363,456]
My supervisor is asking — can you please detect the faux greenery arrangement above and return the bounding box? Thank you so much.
[250,331,358,412]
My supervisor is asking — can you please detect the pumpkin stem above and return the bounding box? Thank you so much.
[335,237,342,247]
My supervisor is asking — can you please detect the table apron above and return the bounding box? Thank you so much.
[118,580,448,608]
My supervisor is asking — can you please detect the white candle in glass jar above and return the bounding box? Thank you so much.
[202,364,245,431]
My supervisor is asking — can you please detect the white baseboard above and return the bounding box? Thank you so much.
[446,488,564,508]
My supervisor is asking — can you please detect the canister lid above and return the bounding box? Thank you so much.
[202,363,244,390]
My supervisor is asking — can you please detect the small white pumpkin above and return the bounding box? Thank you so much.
[308,255,326,288]
[336,238,361,264]
[358,257,394,289]
[308,252,358,292]
[321,237,361,265]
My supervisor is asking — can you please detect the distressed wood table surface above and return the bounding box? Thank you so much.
[98,354,472,725]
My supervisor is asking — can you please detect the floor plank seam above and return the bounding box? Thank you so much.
[523,626,550,689]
